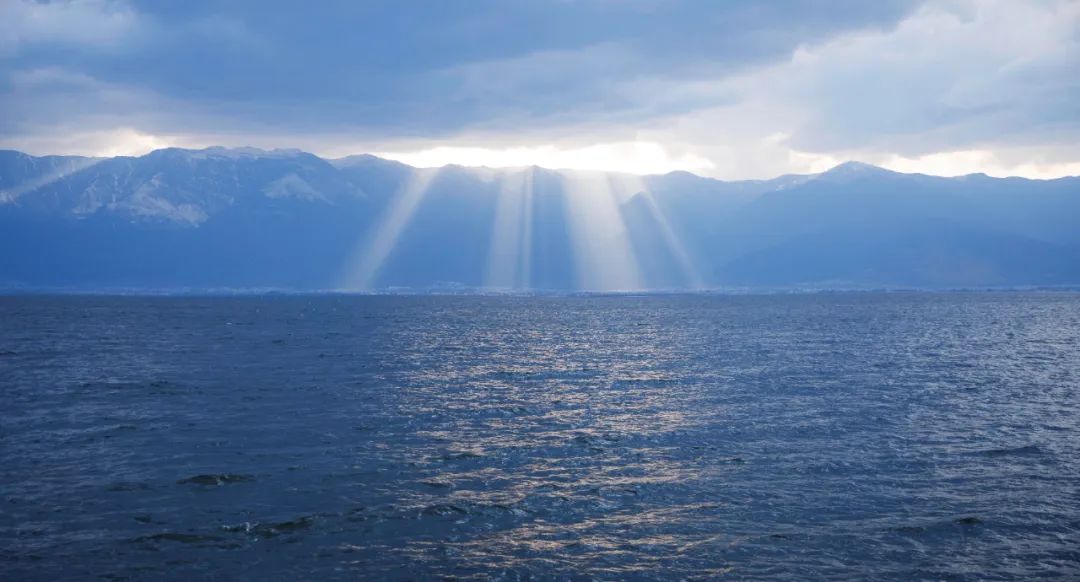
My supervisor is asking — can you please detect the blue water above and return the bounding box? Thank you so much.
[1,294,1079,580]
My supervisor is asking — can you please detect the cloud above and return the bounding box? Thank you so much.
[0,0,144,55]
[633,0,1080,177]
[783,0,1080,155]
[877,147,1080,179]
[0,0,1077,179]
[0,1,918,138]
[0,126,191,158]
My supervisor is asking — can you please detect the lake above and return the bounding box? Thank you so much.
[2,293,1078,580]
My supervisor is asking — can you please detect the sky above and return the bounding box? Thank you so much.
[1,0,1079,179]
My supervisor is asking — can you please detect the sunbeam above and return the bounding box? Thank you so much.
[561,170,643,291]
[611,174,705,290]
[484,167,534,290]
[0,157,102,203]
[343,167,439,290]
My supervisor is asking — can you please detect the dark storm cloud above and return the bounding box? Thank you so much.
[0,0,918,138]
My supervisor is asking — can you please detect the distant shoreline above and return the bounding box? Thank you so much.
[2,286,1079,298]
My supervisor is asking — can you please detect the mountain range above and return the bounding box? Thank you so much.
[2,147,1079,292]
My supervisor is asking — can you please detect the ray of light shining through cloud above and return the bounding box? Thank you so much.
[485,168,535,290]
[617,175,705,290]
[0,157,102,203]
[343,168,440,290]
[561,171,643,291]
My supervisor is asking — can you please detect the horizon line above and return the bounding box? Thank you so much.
[2,146,1078,183]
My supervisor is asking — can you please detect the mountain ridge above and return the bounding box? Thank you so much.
[2,147,1079,291]
[6,146,1078,186]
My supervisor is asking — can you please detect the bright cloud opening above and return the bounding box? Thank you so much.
[374,141,715,175]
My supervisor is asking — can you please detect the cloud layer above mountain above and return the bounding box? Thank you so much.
[1,0,1078,178]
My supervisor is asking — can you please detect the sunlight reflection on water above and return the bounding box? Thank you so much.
[1,293,1079,580]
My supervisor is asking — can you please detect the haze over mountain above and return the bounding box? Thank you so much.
[1,147,1078,292]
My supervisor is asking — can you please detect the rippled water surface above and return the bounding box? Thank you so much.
[2,294,1079,580]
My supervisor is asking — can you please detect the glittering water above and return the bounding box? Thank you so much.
[2,294,1079,580]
